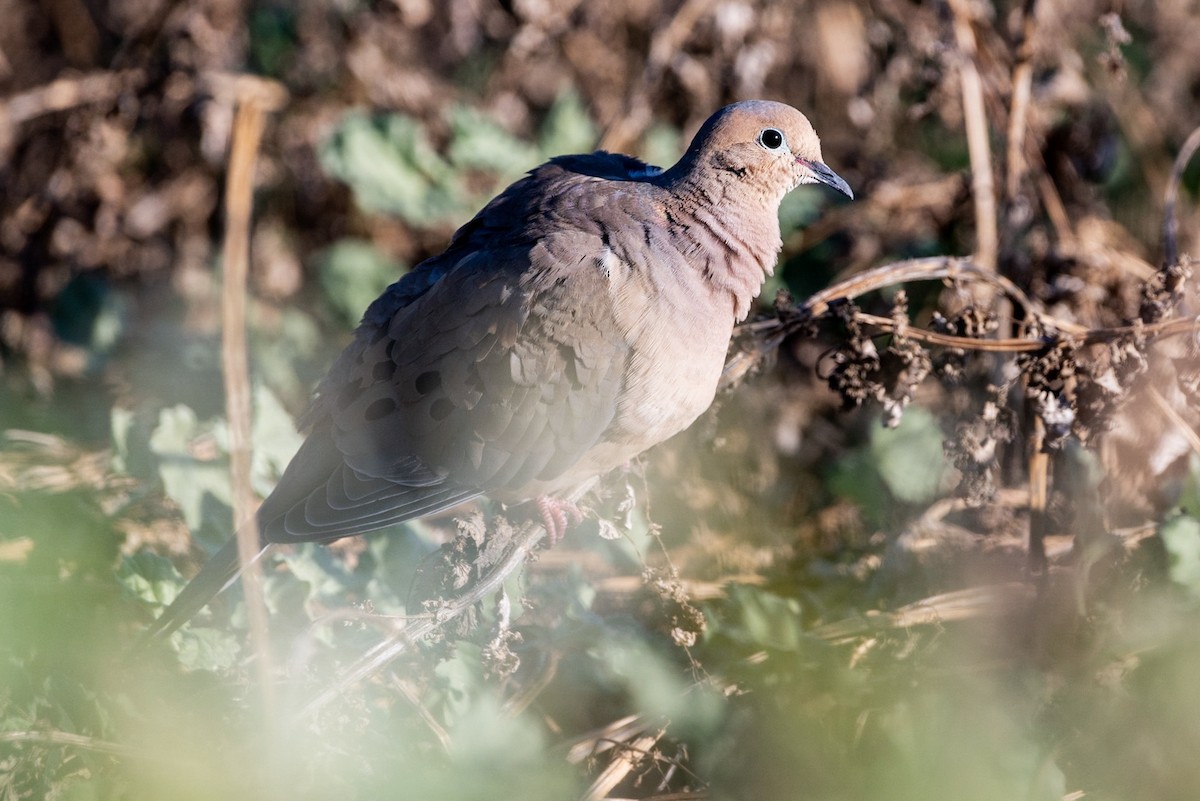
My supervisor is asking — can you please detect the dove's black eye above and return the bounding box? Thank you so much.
[758,128,785,150]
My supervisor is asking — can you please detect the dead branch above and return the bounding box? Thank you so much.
[0,69,144,127]
[0,69,145,156]
[724,253,1200,394]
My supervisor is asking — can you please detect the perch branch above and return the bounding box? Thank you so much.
[825,307,1200,351]
[296,521,548,721]
[723,254,1200,390]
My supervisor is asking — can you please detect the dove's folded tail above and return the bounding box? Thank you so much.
[137,535,270,644]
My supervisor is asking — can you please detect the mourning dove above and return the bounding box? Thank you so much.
[145,100,852,639]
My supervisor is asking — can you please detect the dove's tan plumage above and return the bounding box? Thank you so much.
[145,100,852,638]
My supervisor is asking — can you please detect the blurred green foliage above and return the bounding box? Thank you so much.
[320,93,597,228]
[315,239,405,326]
[1160,513,1200,595]
[830,405,946,526]
[6,395,1200,799]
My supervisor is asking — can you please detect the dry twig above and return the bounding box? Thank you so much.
[581,729,667,801]
[947,0,999,271]
[1004,0,1040,200]
[219,77,286,712]
[0,729,188,763]
[0,69,145,155]
[1162,122,1200,268]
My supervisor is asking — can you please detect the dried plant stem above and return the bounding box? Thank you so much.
[501,649,561,717]
[1037,173,1076,248]
[1005,0,1040,200]
[392,676,453,751]
[221,94,272,708]
[1027,418,1049,576]
[1004,65,1034,200]
[809,582,1036,641]
[723,256,1043,388]
[0,729,167,760]
[582,729,667,801]
[567,715,651,764]
[1162,122,1200,267]
[948,0,998,271]
[1148,387,1200,457]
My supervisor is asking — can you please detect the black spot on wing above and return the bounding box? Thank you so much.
[364,397,397,421]
[373,360,397,381]
[416,370,442,395]
[430,398,454,421]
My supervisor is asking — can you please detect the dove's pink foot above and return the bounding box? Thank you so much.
[536,496,584,545]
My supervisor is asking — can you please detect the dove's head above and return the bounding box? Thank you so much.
[668,100,853,202]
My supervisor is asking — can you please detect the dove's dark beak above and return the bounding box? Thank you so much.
[801,159,854,199]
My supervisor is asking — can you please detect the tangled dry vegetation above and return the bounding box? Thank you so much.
[3,0,1200,799]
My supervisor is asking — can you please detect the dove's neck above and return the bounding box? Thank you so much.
[660,170,783,321]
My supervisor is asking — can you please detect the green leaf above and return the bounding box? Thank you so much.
[778,186,826,234]
[55,778,105,801]
[598,633,724,737]
[171,626,241,672]
[315,239,404,327]
[110,406,134,474]
[250,383,304,498]
[448,105,540,174]
[1176,453,1200,517]
[829,447,891,525]
[447,692,547,766]
[538,91,597,156]
[319,111,464,224]
[639,122,681,170]
[872,405,945,504]
[148,405,233,542]
[116,551,184,607]
[433,643,483,727]
[251,304,326,403]
[248,4,296,78]
[716,584,811,652]
[1161,514,1200,594]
